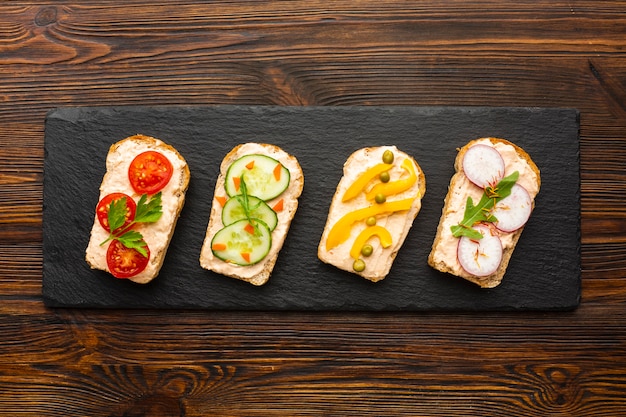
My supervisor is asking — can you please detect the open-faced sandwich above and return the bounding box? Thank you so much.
[199,143,304,286]
[85,134,190,283]
[428,137,540,288]
[318,146,426,282]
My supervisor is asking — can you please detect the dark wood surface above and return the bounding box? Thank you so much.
[1,1,625,415]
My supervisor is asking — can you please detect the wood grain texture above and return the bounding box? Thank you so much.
[1,1,625,415]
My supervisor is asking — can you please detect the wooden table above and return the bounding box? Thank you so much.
[2,1,625,415]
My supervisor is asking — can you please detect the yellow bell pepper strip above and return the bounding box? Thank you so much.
[341,163,393,202]
[349,225,393,259]
[366,158,417,201]
[326,198,414,250]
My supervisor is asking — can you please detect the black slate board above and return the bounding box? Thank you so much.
[42,105,580,310]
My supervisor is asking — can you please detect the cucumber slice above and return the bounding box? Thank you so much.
[210,219,272,266]
[225,154,290,200]
[222,195,278,231]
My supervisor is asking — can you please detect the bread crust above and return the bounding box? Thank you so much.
[318,146,425,282]
[85,134,190,284]
[428,137,540,288]
[199,143,304,286]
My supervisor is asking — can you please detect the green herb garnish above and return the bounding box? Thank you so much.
[450,171,519,239]
[236,175,262,228]
[134,192,163,223]
[100,192,163,255]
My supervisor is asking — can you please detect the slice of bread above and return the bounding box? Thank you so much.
[85,134,190,284]
[199,143,304,286]
[428,137,541,288]
[318,146,426,282]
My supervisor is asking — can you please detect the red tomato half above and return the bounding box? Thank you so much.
[128,151,173,195]
[96,193,137,233]
[106,239,150,279]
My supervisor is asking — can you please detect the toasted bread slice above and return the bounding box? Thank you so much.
[318,146,426,282]
[428,137,541,288]
[85,134,190,284]
[199,143,304,286]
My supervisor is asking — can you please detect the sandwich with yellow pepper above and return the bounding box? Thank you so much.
[318,146,426,282]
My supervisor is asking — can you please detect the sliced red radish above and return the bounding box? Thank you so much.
[457,224,503,277]
[462,144,505,188]
[492,184,532,232]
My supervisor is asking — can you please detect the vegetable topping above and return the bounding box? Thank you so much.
[225,154,290,201]
[106,239,150,279]
[128,150,173,195]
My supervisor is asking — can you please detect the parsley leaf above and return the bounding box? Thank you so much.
[450,171,519,239]
[107,197,129,234]
[134,192,163,223]
[116,230,149,257]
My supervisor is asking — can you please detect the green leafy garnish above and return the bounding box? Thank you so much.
[100,192,163,252]
[450,171,519,239]
[134,192,163,223]
[115,230,150,257]
[106,197,131,234]
[236,175,262,228]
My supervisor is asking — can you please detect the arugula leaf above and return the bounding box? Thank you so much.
[451,171,519,239]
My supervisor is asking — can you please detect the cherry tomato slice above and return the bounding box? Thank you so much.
[96,193,137,233]
[128,151,173,195]
[106,239,150,279]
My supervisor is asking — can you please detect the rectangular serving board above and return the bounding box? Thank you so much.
[43,105,580,310]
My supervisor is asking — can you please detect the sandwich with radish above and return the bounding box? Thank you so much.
[318,146,426,282]
[85,134,190,284]
[199,143,304,285]
[428,138,540,288]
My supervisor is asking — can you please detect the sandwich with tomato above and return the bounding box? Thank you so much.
[85,134,190,283]
[199,143,304,285]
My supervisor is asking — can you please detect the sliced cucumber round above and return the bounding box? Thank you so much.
[222,195,278,231]
[225,154,290,200]
[210,219,272,266]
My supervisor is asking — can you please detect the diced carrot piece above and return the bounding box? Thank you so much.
[246,160,255,170]
[233,176,241,191]
[212,243,227,251]
[273,163,282,181]
[216,195,228,207]
[272,198,284,212]
[241,252,251,263]
[244,223,255,235]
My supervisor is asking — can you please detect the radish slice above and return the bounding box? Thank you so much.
[457,225,502,277]
[462,144,505,188]
[492,184,532,232]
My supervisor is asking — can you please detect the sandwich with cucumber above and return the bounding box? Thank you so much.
[199,143,304,285]
[317,146,426,282]
[428,137,541,288]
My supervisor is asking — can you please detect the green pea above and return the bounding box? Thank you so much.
[382,150,394,164]
[366,216,377,226]
[375,193,386,204]
[361,244,373,257]
[353,259,366,272]
[379,171,390,183]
